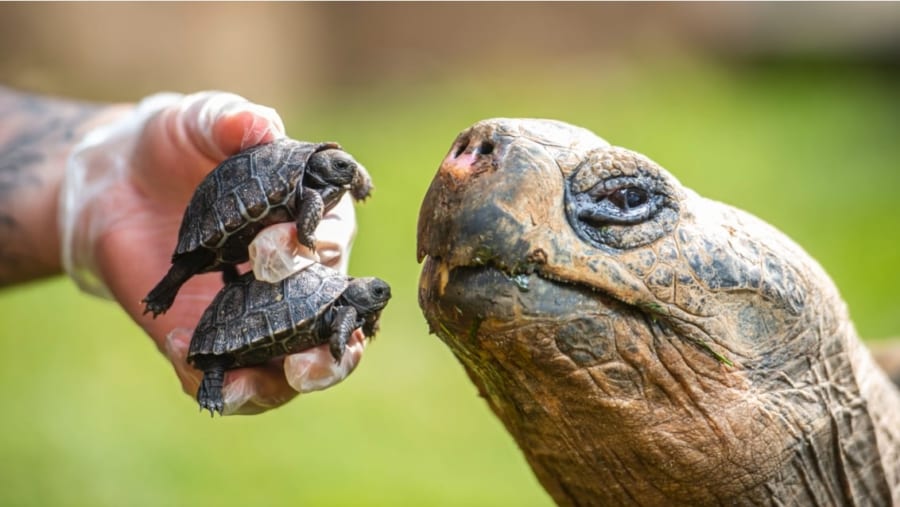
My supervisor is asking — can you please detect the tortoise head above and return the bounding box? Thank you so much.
[416,119,892,504]
[307,149,373,203]
[342,277,391,337]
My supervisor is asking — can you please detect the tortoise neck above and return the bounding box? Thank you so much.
[440,317,900,505]
[846,328,900,503]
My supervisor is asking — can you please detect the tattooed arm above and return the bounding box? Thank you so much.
[0,86,128,285]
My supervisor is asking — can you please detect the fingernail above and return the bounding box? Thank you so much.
[238,110,283,152]
[314,241,341,268]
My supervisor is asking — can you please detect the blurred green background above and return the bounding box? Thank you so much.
[1,3,899,506]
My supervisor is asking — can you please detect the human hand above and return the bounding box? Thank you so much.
[61,91,366,414]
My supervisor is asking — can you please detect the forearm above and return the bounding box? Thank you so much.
[0,86,127,285]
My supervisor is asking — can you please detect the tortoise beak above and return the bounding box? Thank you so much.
[350,162,374,201]
[416,118,609,270]
[416,120,517,264]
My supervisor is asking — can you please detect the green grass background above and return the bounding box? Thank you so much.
[1,60,898,506]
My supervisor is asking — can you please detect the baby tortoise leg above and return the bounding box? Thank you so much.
[327,306,359,363]
[295,186,324,251]
[197,362,227,416]
[221,264,240,284]
[143,249,216,317]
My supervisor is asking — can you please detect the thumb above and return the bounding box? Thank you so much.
[134,91,288,203]
[284,330,368,393]
[175,91,287,161]
[164,327,203,397]
[186,91,287,159]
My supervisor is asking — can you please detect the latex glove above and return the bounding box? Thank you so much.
[60,91,364,415]
[248,194,356,283]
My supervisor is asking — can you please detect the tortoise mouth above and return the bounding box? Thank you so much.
[420,254,624,307]
[418,256,666,386]
[419,256,634,336]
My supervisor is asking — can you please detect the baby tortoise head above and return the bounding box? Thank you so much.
[306,149,374,204]
[342,277,391,337]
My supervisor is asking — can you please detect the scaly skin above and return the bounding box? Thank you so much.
[417,119,900,506]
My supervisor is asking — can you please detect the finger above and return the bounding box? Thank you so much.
[220,363,299,416]
[139,92,287,189]
[248,193,357,281]
[164,327,203,397]
[248,223,318,283]
[211,108,285,158]
[164,327,298,415]
[284,329,367,393]
[315,194,357,274]
[180,91,286,159]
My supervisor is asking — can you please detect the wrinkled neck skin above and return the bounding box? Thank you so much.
[417,120,900,506]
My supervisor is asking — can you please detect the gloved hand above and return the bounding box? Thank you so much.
[60,91,365,414]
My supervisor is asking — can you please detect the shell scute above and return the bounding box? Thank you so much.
[247,277,282,311]
[216,286,245,322]
[241,312,271,347]
[215,152,253,189]
[237,178,271,219]
[265,301,296,336]
[188,264,351,363]
[218,193,246,233]
[261,174,291,207]
[285,270,322,300]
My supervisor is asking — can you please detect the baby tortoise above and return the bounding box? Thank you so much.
[189,263,390,415]
[143,138,373,317]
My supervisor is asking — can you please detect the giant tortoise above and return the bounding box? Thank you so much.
[417,119,900,505]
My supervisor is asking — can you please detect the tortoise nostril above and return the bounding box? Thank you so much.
[453,137,470,158]
[476,141,494,156]
[451,136,494,159]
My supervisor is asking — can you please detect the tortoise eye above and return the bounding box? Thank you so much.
[565,175,678,249]
[577,182,658,226]
[607,187,649,211]
[565,150,680,250]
